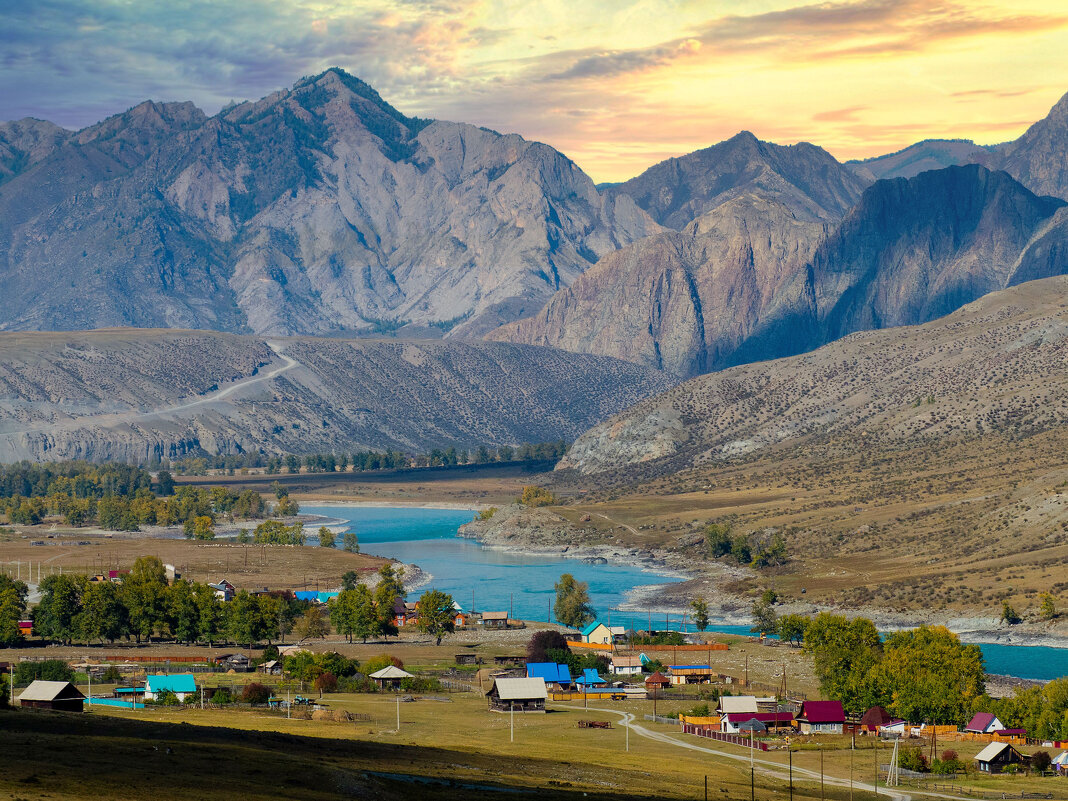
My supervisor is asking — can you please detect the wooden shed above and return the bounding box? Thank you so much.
[18,680,86,712]
[487,677,547,713]
[974,742,1025,774]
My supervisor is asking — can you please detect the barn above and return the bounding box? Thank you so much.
[18,680,86,712]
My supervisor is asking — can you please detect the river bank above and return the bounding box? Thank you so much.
[457,504,1068,652]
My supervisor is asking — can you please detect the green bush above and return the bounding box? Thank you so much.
[14,659,74,684]
[211,688,233,705]
[363,654,403,675]
[241,682,271,705]
[101,666,123,683]
[338,675,378,693]
[898,746,928,773]
[151,689,179,706]
[399,675,443,693]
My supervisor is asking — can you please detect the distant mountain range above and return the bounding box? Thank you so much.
[4,73,1068,460]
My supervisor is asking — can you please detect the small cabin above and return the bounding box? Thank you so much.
[480,611,510,630]
[974,742,1025,774]
[645,671,670,691]
[18,680,86,712]
[796,701,845,735]
[487,677,547,713]
[610,655,643,676]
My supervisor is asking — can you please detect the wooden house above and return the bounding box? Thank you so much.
[18,680,86,712]
[480,611,510,630]
[796,701,845,734]
[645,671,670,691]
[487,677,547,713]
[974,742,1025,774]
[369,665,414,690]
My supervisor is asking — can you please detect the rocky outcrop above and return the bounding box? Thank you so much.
[494,165,1067,378]
[0,69,658,338]
[847,139,996,181]
[559,275,1068,475]
[0,329,674,463]
[607,131,870,229]
[490,194,826,377]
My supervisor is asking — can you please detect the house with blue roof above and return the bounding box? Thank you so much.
[575,668,608,688]
[144,673,197,703]
[526,662,572,690]
[580,621,612,645]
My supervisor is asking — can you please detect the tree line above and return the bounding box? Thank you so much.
[0,461,295,533]
[167,440,570,476]
[27,556,317,648]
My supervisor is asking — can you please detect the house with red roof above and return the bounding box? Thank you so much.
[796,700,845,734]
[721,711,795,734]
[965,712,1005,734]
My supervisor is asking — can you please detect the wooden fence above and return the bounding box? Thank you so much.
[683,723,769,751]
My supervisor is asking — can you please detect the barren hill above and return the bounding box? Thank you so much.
[560,275,1068,476]
[0,330,673,463]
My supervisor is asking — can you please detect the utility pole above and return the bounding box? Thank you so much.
[874,738,878,797]
[750,727,755,801]
[626,714,629,752]
[510,701,514,743]
[788,743,794,801]
[396,692,400,732]
[821,748,825,800]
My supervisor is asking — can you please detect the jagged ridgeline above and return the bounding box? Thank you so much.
[0,68,656,338]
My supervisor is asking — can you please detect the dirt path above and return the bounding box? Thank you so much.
[0,341,299,437]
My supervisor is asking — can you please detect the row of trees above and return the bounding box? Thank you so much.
[328,565,405,643]
[0,574,28,646]
[29,556,318,648]
[795,613,986,725]
[168,441,571,476]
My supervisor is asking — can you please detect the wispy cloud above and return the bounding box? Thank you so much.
[1,0,1065,181]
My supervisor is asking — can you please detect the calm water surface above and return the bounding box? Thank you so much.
[306,505,1067,681]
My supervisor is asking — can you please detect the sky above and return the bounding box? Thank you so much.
[3,0,1067,183]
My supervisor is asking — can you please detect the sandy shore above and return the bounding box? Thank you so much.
[300,500,483,511]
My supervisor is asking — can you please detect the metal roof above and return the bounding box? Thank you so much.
[966,712,999,732]
[481,611,509,620]
[798,700,845,723]
[975,742,1012,763]
[527,662,571,683]
[581,621,607,636]
[491,677,548,701]
[18,680,85,702]
[369,665,414,680]
[146,674,197,694]
[718,696,758,714]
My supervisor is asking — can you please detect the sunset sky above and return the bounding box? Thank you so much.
[3,0,1067,182]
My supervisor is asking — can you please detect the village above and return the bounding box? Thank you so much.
[5,591,1068,800]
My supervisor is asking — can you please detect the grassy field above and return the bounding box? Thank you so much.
[4,689,1065,801]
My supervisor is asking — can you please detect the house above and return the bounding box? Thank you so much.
[610,655,644,676]
[144,673,197,703]
[755,697,778,713]
[487,677,547,713]
[214,653,251,671]
[108,569,129,583]
[278,645,308,657]
[718,696,759,717]
[17,680,86,712]
[645,671,671,691]
[453,612,469,629]
[480,611,510,630]
[209,580,236,602]
[454,653,479,666]
[17,620,32,637]
[722,711,795,734]
[965,712,1005,734]
[668,664,717,685]
[575,669,608,689]
[369,665,414,690]
[609,626,628,644]
[1052,751,1068,775]
[391,597,413,627]
[526,663,572,691]
[974,742,1025,773]
[580,622,613,645]
[860,706,892,734]
[796,701,845,734]
[259,660,282,675]
[164,563,181,584]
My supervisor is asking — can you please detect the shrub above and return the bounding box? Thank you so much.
[241,682,271,705]
[477,507,498,521]
[399,675,443,693]
[687,703,711,717]
[211,688,233,705]
[315,671,338,694]
[101,666,123,683]
[518,486,555,507]
[1031,751,1052,772]
[152,689,179,706]
[338,675,378,693]
[898,746,929,773]
[14,659,74,684]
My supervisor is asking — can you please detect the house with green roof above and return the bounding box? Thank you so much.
[580,621,612,645]
[144,673,197,703]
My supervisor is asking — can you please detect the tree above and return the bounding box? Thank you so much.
[193,583,223,647]
[294,606,329,643]
[276,495,300,516]
[1039,593,1058,621]
[318,527,336,548]
[166,580,200,644]
[519,485,556,507]
[155,470,175,496]
[760,588,778,606]
[750,598,778,636]
[731,535,752,564]
[868,626,985,725]
[777,614,809,646]
[253,519,305,545]
[341,570,360,591]
[527,630,570,663]
[343,531,359,553]
[1001,600,1022,625]
[77,580,127,644]
[237,528,251,544]
[14,659,74,684]
[226,591,262,649]
[553,573,595,629]
[122,556,169,643]
[706,523,732,557]
[690,597,710,632]
[241,682,271,705]
[315,671,338,697]
[189,515,215,540]
[0,575,28,646]
[33,573,84,645]
[803,613,883,716]
[373,565,403,639]
[416,589,456,645]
